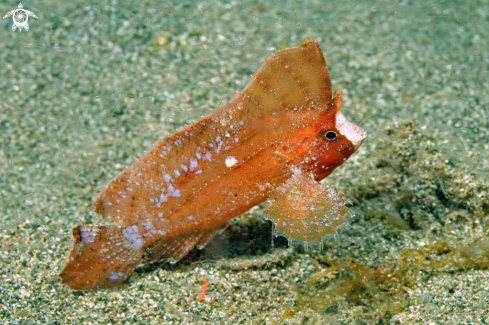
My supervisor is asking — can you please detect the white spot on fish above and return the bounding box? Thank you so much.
[216,141,223,153]
[163,173,172,183]
[187,215,195,221]
[142,222,154,237]
[159,193,168,203]
[225,157,238,167]
[174,169,181,178]
[142,222,154,230]
[171,189,181,197]
[152,229,166,236]
[189,159,198,171]
[195,169,202,174]
[109,272,122,281]
[174,139,182,146]
[204,152,212,161]
[181,164,188,172]
[122,225,144,250]
[80,227,99,244]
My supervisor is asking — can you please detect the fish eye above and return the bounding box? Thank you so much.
[325,131,337,140]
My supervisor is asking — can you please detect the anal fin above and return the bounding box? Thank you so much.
[146,225,226,263]
[196,224,227,250]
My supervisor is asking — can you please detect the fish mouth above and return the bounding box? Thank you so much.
[335,112,367,149]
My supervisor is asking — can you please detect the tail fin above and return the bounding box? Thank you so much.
[59,225,144,290]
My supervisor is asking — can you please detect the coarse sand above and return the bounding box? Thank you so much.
[1,0,488,324]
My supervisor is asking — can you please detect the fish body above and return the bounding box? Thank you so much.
[60,39,366,290]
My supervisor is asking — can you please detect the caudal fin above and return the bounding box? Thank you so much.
[60,225,144,290]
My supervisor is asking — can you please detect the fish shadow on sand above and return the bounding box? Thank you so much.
[136,215,290,273]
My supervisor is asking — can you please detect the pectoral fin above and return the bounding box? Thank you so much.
[265,168,353,250]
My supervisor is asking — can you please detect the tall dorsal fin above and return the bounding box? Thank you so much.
[230,38,332,117]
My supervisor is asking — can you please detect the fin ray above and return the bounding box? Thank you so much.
[237,38,332,114]
[146,230,202,262]
[146,224,227,262]
[265,168,353,249]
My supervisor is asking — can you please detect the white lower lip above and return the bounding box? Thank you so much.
[335,112,367,148]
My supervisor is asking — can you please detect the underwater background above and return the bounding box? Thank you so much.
[1,0,488,323]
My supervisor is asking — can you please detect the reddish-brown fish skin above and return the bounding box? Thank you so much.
[60,39,365,290]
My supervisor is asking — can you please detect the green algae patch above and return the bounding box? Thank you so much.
[281,237,489,323]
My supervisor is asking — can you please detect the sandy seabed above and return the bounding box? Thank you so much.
[1,0,488,324]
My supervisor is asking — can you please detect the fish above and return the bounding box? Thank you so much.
[59,38,366,290]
